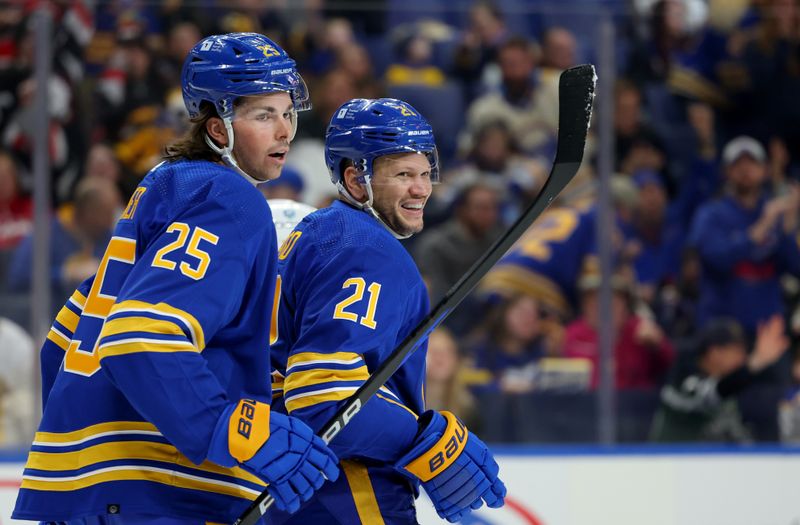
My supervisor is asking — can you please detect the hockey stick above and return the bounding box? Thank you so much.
[234,63,596,525]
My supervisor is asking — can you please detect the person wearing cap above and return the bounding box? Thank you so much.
[651,315,788,442]
[687,135,800,336]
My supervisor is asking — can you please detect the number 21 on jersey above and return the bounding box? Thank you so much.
[333,277,381,329]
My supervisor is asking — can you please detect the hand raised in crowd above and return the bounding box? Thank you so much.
[635,317,665,347]
[750,193,796,245]
[748,314,790,373]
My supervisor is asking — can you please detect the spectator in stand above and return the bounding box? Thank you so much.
[386,31,447,88]
[539,26,578,81]
[295,68,357,141]
[0,316,34,447]
[415,182,504,303]
[0,150,31,251]
[466,294,562,394]
[651,315,788,443]
[335,42,383,98]
[731,0,800,149]
[441,121,547,224]
[425,327,478,429]
[688,135,800,336]
[463,36,559,158]
[626,169,686,305]
[7,176,121,303]
[153,20,202,90]
[83,142,140,201]
[94,34,169,143]
[452,0,510,96]
[652,246,702,347]
[614,79,669,177]
[628,0,730,109]
[563,272,675,390]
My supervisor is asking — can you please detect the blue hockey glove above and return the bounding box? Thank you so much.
[207,399,339,514]
[395,410,506,523]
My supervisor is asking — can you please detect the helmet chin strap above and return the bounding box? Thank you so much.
[335,175,413,240]
[205,117,262,186]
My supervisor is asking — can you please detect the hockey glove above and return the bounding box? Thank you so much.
[395,410,506,523]
[207,399,339,514]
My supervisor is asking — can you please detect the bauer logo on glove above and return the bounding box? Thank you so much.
[404,411,467,481]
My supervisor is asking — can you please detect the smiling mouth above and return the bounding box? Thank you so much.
[401,203,424,212]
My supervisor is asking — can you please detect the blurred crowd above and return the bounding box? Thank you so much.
[2,0,800,448]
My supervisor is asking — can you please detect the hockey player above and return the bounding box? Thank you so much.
[269,98,506,524]
[13,33,338,524]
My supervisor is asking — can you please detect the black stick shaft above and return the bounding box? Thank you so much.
[234,64,596,525]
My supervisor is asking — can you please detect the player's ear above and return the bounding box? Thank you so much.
[343,165,367,202]
[206,117,229,147]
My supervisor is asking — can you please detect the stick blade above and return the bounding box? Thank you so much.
[554,64,596,166]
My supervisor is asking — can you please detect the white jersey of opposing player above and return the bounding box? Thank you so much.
[268,199,317,245]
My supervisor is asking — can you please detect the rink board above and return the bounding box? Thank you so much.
[2,446,799,525]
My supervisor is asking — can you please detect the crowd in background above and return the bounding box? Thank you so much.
[1,0,800,448]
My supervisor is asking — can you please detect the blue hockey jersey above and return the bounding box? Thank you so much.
[270,200,430,524]
[14,160,277,522]
[479,201,597,317]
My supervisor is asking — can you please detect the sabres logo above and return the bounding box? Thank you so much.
[382,100,416,117]
[257,44,280,58]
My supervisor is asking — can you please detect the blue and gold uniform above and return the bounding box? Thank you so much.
[270,200,430,524]
[13,159,277,522]
[479,201,597,317]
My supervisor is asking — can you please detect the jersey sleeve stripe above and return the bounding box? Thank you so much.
[284,366,370,395]
[24,440,263,486]
[98,339,198,359]
[478,265,570,317]
[286,351,364,372]
[21,465,261,500]
[68,289,87,310]
[108,300,205,351]
[100,316,188,340]
[46,328,70,351]
[55,304,81,333]
[32,422,161,445]
[284,385,360,412]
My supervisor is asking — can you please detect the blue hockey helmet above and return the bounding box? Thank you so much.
[325,98,440,188]
[181,33,310,120]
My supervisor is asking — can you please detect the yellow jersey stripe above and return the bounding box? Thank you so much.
[285,386,357,413]
[341,461,385,525]
[33,421,160,445]
[108,300,205,351]
[55,305,80,333]
[21,465,259,500]
[101,316,188,339]
[46,329,70,351]
[24,440,263,486]
[98,340,198,359]
[284,366,369,394]
[287,351,363,371]
[69,289,87,309]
